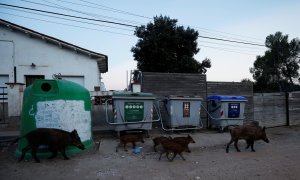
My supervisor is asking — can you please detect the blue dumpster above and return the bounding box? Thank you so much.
[207,95,247,132]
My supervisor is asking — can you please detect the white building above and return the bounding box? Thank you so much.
[0,19,108,117]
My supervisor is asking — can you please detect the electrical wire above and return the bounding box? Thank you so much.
[1,6,133,31]
[198,35,265,47]
[199,45,260,56]
[47,0,264,43]
[0,3,266,47]
[0,3,138,28]
[0,11,133,36]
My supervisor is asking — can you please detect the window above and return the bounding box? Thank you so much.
[25,75,45,87]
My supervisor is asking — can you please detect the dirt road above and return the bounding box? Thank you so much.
[0,125,299,180]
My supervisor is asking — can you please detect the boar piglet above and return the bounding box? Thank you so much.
[13,128,85,163]
[159,139,186,162]
[172,135,195,153]
[226,126,269,153]
[152,136,172,152]
[116,134,144,152]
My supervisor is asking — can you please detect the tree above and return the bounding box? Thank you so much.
[250,32,300,92]
[131,15,211,73]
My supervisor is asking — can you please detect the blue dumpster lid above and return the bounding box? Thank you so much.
[207,95,247,101]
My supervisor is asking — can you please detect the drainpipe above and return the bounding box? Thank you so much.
[0,40,16,82]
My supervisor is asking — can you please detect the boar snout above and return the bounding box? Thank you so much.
[76,143,85,150]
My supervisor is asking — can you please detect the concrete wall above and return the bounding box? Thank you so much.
[253,93,287,127]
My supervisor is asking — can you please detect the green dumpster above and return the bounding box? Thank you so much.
[105,91,160,131]
[16,79,92,159]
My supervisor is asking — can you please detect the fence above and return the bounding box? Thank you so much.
[0,87,8,123]
[253,92,300,127]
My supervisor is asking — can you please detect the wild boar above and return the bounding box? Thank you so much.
[159,139,186,161]
[13,128,85,163]
[172,135,195,153]
[116,133,144,152]
[152,136,173,152]
[226,126,269,153]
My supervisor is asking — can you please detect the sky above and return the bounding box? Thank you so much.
[1,0,299,90]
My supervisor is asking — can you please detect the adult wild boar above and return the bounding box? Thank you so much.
[226,126,269,153]
[13,128,85,163]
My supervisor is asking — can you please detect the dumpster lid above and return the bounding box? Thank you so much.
[167,95,202,100]
[112,91,155,99]
[207,95,247,101]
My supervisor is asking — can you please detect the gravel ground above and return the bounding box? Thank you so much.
[0,125,299,180]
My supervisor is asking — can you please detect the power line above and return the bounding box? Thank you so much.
[199,45,259,56]
[1,6,133,31]
[76,0,264,43]
[78,0,152,20]
[0,12,133,36]
[198,40,266,50]
[198,35,265,47]
[0,3,138,28]
[0,3,265,48]
[20,0,143,25]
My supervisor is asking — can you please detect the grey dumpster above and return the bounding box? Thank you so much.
[207,95,247,132]
[162,95,203,131]
[105,91,160,131]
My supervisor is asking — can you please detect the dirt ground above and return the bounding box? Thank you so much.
[0,125,299,180]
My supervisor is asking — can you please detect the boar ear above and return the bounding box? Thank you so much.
[71,129,78,135]
[262,126,266,131]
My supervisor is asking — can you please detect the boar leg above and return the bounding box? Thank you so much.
[123,142,128,152]
[31,146,40,163]
[61,148,69,160]
[250,141,255,152]
[19,145,31,162]
[116,144,119,152]
[131,142,136,149]
[245,140,251,149]
[178,152,186,161]
[158,151,165,160]
[185,146,191,153]
[234,140,241,152]
[153,144,158,152]
[226,139,235,153]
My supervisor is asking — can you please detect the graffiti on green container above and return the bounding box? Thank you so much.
[124,102,144,122]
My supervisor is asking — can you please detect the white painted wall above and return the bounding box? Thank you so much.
[0,26,105,117]
[0,27,101,91]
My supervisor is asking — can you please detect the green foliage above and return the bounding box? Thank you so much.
[250,32,300,92]
[131,15,211,73]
